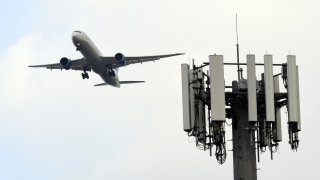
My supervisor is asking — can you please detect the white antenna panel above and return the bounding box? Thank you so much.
[287,55,299,123]
[296,66,301,131]
[209,55,226,121]
[181,64,191,131]
[264,55,275,122]
[247,54,258,122]
[273,76,282,142]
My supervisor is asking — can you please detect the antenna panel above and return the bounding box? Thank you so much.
[209,55,226,121]
[189,70,196,129]
[264,55,275,122]
[247,54,257,122]
[273,76,282,142]
[181,64,191,131]
[287,55,299,123]
[296,66,301,131]
[197,69,204,79]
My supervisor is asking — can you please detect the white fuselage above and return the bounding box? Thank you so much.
[72,31,120,87]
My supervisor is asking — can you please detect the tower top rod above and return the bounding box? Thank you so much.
[236,14,241,81]
[236,14,239,45]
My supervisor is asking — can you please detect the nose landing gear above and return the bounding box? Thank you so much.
[76,43,81,51]
[108,70,116,77]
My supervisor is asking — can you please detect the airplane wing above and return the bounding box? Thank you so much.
[28,58,91,71]
[101,53,184,69]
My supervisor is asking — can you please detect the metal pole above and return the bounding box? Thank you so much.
[232,81,257,180]
[237,44,240,81]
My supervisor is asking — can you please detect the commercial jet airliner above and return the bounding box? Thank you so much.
[29,30,184,87]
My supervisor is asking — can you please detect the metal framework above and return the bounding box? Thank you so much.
[181,54,301,180]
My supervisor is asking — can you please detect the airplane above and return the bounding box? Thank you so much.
[29,30,184,87]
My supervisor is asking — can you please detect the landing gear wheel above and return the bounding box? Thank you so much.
[82,72,89,79]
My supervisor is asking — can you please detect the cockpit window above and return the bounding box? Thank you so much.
[74,30,82,33]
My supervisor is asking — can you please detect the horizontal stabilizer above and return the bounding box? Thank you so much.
[94,83,108,86]
[120,81,145,84]
[94,81,145,87]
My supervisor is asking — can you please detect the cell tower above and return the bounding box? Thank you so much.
[181,53,301,179]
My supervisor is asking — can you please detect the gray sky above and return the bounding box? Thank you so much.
[0,0,319,179]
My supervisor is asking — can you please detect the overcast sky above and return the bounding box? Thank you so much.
[0,0,319,180]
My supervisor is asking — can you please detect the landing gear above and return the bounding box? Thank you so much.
[76,43,80,51]
[82,72,89,79]
[108,70,115,77]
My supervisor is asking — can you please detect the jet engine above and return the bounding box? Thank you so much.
[114,53,126,66]
[60,57,72,70]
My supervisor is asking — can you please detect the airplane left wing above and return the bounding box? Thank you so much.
[28,58,90,71]
[101,53,184,69]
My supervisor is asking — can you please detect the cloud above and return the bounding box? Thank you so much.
[0,33,43,105]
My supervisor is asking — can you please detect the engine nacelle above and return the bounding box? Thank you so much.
[60,57,72,70]
[114,53,126,66]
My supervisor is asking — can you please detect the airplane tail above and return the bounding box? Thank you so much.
[94,81,145,87]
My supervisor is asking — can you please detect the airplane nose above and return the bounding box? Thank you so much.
[72,32,77,41]
[72,31,80,45]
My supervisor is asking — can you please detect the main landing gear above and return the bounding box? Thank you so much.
[82,72,89,79]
